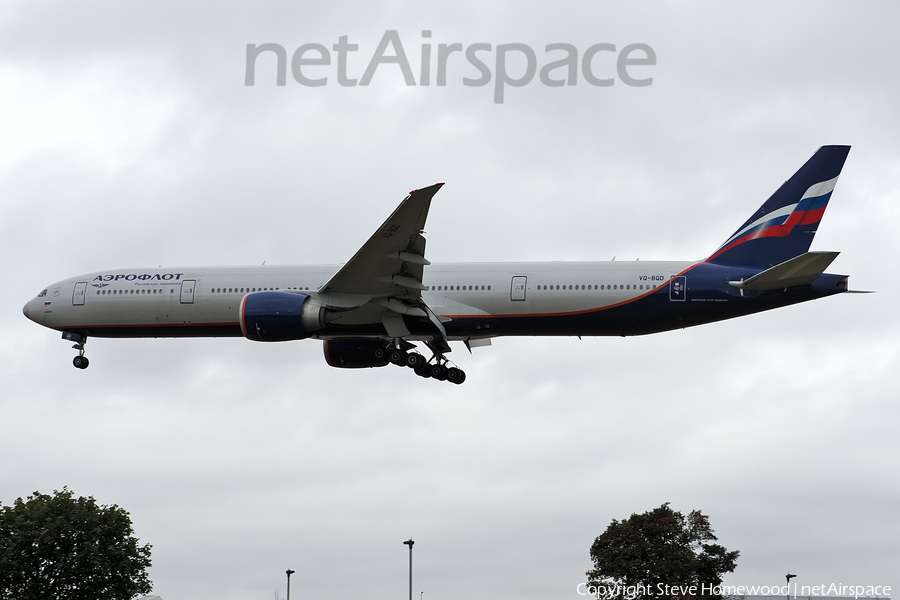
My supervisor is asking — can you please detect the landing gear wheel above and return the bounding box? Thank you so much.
[73,355,89,370]
[374,347,386,359]
[389,349,408,366]
[446,367,466,385]
[414,361,432,378]
[405,353,425,369]
[430,364,448,380]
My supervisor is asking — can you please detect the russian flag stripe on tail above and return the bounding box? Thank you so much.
[707,145,850,268]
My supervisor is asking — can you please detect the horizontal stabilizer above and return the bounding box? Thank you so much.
[728,251,839,291]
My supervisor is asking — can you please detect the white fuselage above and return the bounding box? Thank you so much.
[24,260,694,340]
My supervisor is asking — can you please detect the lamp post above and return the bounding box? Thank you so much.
[786,573,797,600]
[286,569,295,600]
[403,539,415,600]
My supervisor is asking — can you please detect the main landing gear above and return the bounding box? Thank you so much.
[63,332,89,369]
[376,343,466,385]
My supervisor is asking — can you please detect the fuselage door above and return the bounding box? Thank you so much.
[669,276,687,301]
[510,276,527,301]
[180,279,196,304]
[72,282,87,306]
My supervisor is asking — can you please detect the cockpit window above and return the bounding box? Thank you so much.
[38,289,48,298]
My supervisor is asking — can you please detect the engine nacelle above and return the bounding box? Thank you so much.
[240,291,326,342]
[323,340,390,369]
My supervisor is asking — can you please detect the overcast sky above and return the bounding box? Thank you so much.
[2,1,899,599]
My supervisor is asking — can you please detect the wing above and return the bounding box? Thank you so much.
[317,183,450,349]
[319,183,442,297]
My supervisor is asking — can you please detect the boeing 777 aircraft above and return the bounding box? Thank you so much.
[24,146,855,384]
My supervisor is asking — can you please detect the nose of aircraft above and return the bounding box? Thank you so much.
[23,299,34,322]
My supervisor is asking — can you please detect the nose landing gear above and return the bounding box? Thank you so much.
[62,332,89,369]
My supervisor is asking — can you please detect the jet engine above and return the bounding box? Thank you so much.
[240,291,326,341]
[323,340,390,368]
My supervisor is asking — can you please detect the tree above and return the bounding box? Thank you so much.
[0,488,152,600]
[586,503,738,600]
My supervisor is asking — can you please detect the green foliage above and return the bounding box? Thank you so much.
[0,488,152,600]
[586,503,738,600]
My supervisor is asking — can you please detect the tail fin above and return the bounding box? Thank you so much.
[707,145,850,268]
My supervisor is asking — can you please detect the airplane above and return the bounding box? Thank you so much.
[23,145,856,384]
